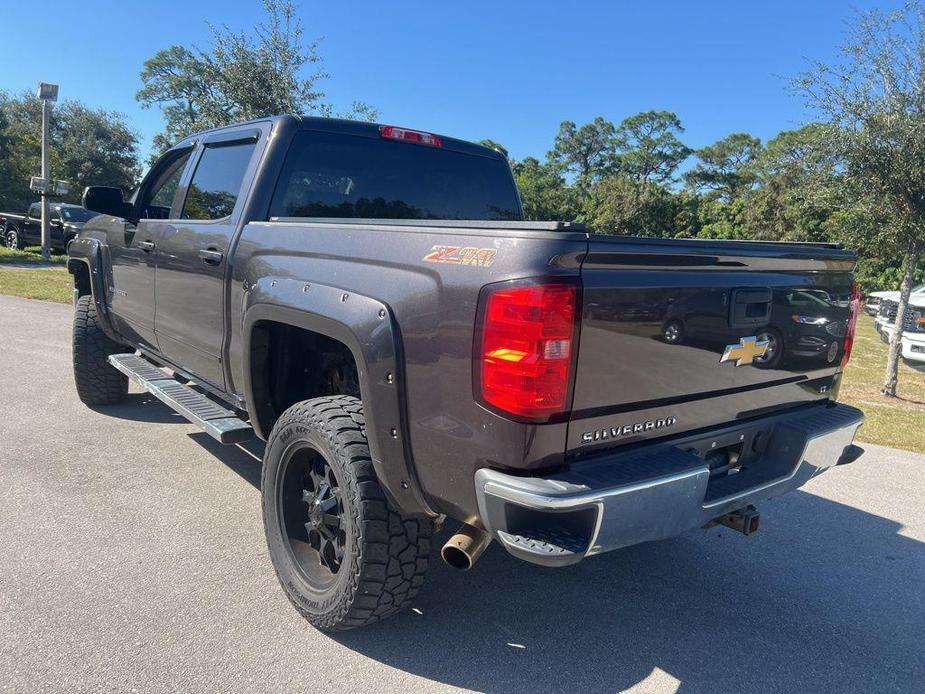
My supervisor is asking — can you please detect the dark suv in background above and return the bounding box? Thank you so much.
[662,287,848,368]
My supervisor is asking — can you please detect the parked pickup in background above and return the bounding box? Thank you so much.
[865,283,925,315]
[67,115,865,630]
[874,292,925,369]
[2,202,99,251]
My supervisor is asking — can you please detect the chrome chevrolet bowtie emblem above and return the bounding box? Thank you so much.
[720,336,769,366]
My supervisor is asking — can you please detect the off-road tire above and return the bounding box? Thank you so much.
[72,294,128,405]
[262,395,431,630]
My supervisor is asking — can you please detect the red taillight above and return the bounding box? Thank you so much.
[841,282,861,367]
[379,125,442,147]
[477,281,578,421]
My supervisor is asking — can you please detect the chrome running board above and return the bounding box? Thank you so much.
[108,353,253,444]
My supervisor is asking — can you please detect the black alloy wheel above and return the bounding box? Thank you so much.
[663,320,684,344]
[279,444,347,585]
[753,329,783,368]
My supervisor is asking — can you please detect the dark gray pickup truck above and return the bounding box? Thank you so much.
[68,115,865,630]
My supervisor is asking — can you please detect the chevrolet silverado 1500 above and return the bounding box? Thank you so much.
[68,115,864,630]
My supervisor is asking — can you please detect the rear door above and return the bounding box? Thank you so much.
[154,126,263,388]
[23,203,41,245]
[49,207,64,246]
[569,237,856,453]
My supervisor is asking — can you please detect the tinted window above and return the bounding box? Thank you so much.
[782,290,831,308]
[28,203,40,218]
[140,150,191,219]
[182,142,256,220]
[269,131,521,221]
[60,207,99,222]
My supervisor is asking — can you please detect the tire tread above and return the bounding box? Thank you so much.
[263,395,431,630]
[72,295,128,406]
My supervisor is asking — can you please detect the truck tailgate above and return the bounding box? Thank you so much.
[568,236,857,454]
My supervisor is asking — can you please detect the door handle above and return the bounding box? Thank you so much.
[139,240,155,252]
[199,248,224,265]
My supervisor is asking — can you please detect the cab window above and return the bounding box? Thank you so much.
[181,141,256,221]
[139,149,192,220]
[28,203,40,218]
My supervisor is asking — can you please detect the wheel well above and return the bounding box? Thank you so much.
[69,260,92,297]
[249,321,361,436]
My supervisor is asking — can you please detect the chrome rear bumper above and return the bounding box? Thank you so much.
[475,403,864,567]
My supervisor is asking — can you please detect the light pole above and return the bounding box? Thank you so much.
[37,82,58,259]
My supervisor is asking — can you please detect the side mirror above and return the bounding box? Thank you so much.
[83,186,133,220]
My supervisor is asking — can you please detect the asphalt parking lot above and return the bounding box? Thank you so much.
[1,294,923,693]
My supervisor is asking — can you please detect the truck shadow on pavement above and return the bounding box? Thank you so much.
[146,405,923,693]
[333,490,924,693]
[91,393,189,424]
[187,431,264,488]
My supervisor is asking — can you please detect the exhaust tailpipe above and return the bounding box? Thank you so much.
[441,524,492,570]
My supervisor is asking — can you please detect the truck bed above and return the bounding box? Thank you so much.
[228,216,857,520]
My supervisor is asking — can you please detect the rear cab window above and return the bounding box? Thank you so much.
[268,130,522,221]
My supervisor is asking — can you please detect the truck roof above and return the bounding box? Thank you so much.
[171,114,503,160]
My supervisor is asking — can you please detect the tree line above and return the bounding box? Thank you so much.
[0,93,139,211]
[495,115,918,296]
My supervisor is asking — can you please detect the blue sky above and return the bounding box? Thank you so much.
[0,0,893,164]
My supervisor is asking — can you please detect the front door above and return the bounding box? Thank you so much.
[107,148,193,349]
[154,130,261,389]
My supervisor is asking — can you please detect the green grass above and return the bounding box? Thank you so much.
[0,246,67,265]
[0,267,72,303]
[0,263,921,451]
[839,318,925,452]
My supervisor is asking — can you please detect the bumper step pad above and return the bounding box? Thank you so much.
[108,353,253,444]
[496,527,592,564]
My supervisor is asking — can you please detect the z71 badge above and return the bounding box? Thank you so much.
[423,245,497,268]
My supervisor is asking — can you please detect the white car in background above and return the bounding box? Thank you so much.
[874,291,925,368]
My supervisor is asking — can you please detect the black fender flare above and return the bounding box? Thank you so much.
[66,237,121,342]
[242,276,435,519]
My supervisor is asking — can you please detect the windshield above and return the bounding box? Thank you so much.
[780,290,833,308]
[59,207,99,222]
